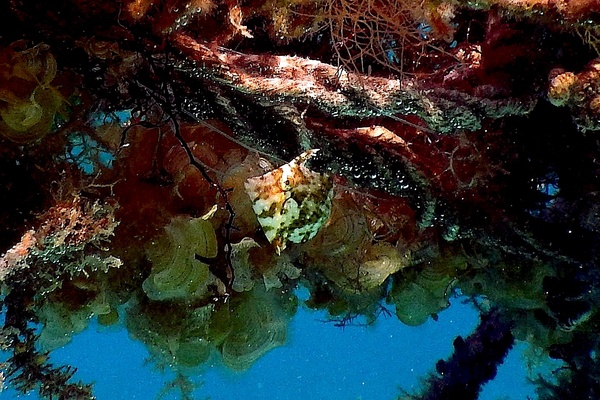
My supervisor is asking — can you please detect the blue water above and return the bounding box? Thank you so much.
[0,296,542,400]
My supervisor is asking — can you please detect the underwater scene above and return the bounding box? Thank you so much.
[1,1,600,399]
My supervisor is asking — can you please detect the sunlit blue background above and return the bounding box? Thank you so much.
[0,294,545,400]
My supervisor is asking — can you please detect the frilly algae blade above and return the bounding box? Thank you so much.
[244,149,334,254]
[143,216,218,301]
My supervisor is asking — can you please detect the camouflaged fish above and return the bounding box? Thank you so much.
[244,149,333,254]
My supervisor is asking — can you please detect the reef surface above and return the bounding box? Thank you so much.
[1,1,600,399]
